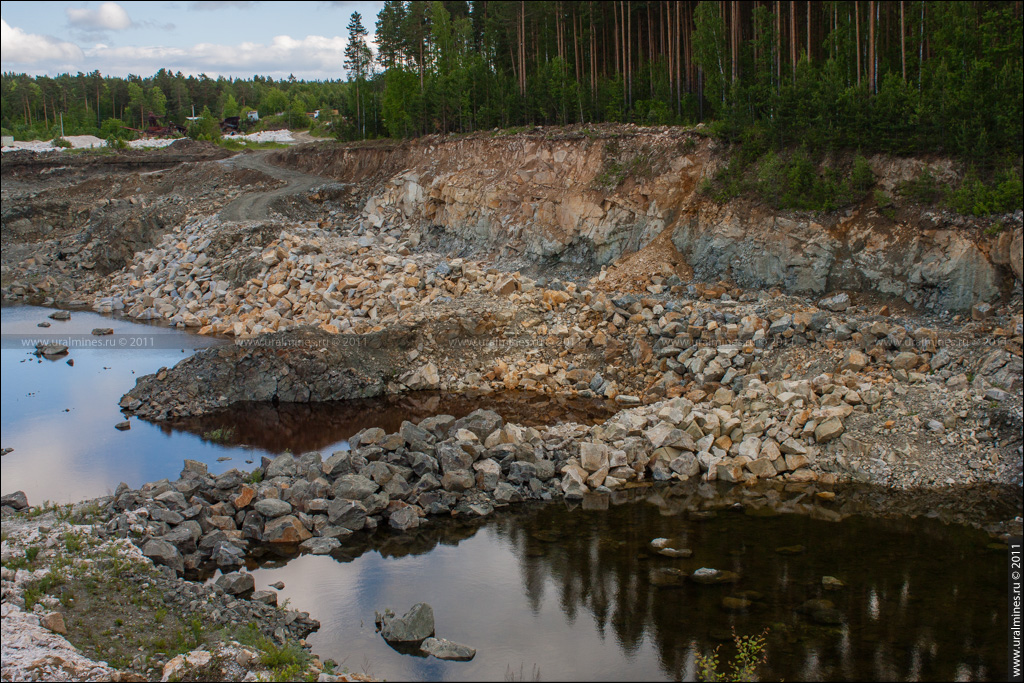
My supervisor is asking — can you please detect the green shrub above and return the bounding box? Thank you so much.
[946,167,1022,216]
[851,154,876,192]
[188,106,222,142]
[50,137,72,149]
[696,628,770,682]
[899,168,943,204]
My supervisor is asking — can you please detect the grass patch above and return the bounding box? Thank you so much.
[217,138,289,152]
[202,427,235,443]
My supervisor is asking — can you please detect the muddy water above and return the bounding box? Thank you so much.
[246,485,1012,682]
[0,306,613,503]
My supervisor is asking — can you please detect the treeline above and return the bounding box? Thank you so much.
[3,1,1021,169]
[1,70,353,141]
[365,0,1022,165]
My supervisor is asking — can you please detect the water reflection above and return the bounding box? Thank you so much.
[164,391,618,454]
[248,481,1013,682]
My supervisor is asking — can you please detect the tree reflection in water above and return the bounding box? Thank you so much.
[247,481,1013,682]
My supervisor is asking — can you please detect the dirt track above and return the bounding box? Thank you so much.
[217,150,329,222]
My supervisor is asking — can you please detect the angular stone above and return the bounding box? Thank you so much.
[328,499,368,531]
[142,539,183,573]
[262,515,312,543]
[377,603,435,643]
[254,498,292,518]
[265,453,297,478]
[838,350,868,372]
[215,571,255,595]
[40,612,68,635]
[420,637,476,661]
[333,475,379,501]
[0,490,29,511]
[441,470,475,492]
[746,457,777,479]
[388,506,421,531]
[299,537,342,555]
[814,417,845,444]
[579,443,609,472]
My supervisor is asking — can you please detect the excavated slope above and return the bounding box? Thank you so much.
[271,127,1022,311]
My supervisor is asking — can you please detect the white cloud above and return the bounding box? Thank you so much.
[66,2,133,31]
[187,1,260,10]
[83,33,352,78]
[0,19,84,64]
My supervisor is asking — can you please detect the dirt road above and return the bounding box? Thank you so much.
[217,150,329,222]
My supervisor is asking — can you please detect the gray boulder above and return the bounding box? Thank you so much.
[376,603,435,643]
[1,491,29,510]
[254,498,292,518]
[333,475,379,501]
[216,571,255,595]
[142,539,183,574]
[420,637,476,661]
[327,498,368,531]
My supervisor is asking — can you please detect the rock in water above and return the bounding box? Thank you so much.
[1,490,29,510]
[376,603,435,643]
[420,637,476,661]
[215,571,255,595]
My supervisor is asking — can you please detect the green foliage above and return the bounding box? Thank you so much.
[696,628,770,682]
[899,168,943,205]
[50,136,71,148]
[202,427,234,443]
[945,168,1023,216]
[246,469,264,484]
[187,106,221,142]
[0,0,1019,174]
[851,155,876,193]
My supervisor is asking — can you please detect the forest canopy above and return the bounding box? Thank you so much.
[3,1,1021,168]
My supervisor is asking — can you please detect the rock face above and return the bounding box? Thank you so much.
[272,132,1019,311]
[376,603,435,643]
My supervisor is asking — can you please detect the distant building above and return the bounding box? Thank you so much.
[246,110,259,122]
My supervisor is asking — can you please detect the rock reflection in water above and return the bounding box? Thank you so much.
[247,481,1012,682]
[163,391,617,454]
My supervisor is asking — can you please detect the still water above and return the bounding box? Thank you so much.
[1,305,1013,681]
[245,486,1012,682]
[0,305,614,504]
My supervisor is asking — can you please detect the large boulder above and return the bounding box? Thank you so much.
[376,603,435,643]
[215,571,255,595]
[262,515,312,544]
[142,539,184,574]
[420,637,476,661]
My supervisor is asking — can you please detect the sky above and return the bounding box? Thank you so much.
[0,1,385,81]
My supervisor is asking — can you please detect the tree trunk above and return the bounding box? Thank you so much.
[790,0,797,81]
[868,0,876,93]
[855,1,861,86]
[776,1,782,91]
[807,0,812,64]
[900,0,906,80]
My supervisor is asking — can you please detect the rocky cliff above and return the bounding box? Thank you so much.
[271,127,1022,311]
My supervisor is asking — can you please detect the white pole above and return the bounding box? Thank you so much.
[60,113,64,138]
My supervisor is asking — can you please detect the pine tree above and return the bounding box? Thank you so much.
[344,11,373,138]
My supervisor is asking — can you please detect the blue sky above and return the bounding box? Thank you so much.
[1,1,385,80]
